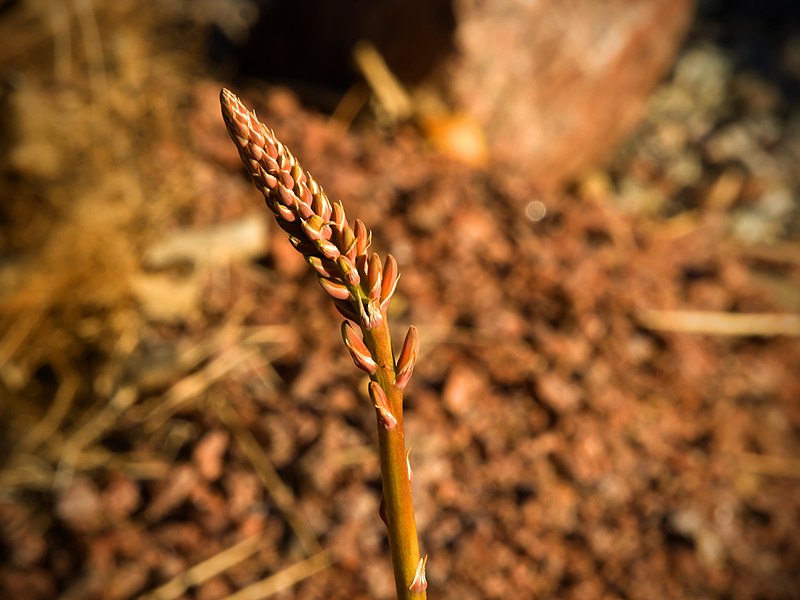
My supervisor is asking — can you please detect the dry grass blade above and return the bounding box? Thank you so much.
[353,40,414,122]
[0,308,43,388]
[138,535,265,600]
[140,345,259,433]
[214,397,322,556]
[17,364,79,453]
[638,309,800,336]
[53,386,139,490]
[739,452,800,479]
[221,551,330,600]
[0,448,170,495]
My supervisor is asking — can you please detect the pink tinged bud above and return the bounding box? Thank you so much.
[318,277,351,301]
[337,256,361,286]
[290,163,305,185]
[340,226,357,259]
[322,198,333,222]
[409,556,428,593]
[369,382,397,430]
[341,321,378,374]
[331,200,347,229]
[296,200,315,220]
[264,155,280,173]
[250,128,265,148]
[301,215,331,242]
[265,142,277,161]
[395,326,420,390]
[275,184,297,208]
[355,254,368,280]
[307,256,335,278]
[257,166,277,189]
[314,238,340,260]
[380,254,400,311]
[312,193,332,222]
[295,181,313,205]
[272,202,296,223]
[249,144,263,161]
[278,169,295,190]
[366,253,383,300]
[353,219,371,256]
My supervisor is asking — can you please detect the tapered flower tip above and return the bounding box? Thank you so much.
[380,254,400,311]
[394,325,420,390]
[220,88,236,108]
[220,89,250,133]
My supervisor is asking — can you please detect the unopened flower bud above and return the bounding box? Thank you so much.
[337,256,361,286]
[380,254,400,311]
[369,382,397,430]
[366,253,383,300]
[354,219,371,256]
[318,277,351,301]
[394,326,420,390]
[341,321,377,374]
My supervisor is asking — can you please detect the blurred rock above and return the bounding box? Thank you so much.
[442,0,695,187]
[225,0,692,187]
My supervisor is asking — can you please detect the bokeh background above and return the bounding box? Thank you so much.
[1,1,799,598]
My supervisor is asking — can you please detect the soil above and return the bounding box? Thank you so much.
[1,2,799,600]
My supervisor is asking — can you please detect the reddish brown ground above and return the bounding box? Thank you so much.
[1,2,799,599]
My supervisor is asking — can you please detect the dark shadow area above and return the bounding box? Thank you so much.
[694,0,800,100]
[209,0,456,111]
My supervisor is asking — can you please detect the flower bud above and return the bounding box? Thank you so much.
[354,219,371,256]
[394,326,419,390]
[369,382,397,430]
[366,253,383,300]
[301,215,331,241]
[314,238,340,260]
[306,256,335,278]
[331,200,347,229]
[341,321,377,374]
[337,256,361,286]
[380,254,400,311]
[318,277,350,300]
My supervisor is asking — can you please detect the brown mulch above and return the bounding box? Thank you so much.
[1,2,799,600]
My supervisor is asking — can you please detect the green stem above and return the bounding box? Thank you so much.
[364,321,426,600]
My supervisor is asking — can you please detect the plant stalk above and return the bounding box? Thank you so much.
[364,322,426,600]
[219,88,427,598]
